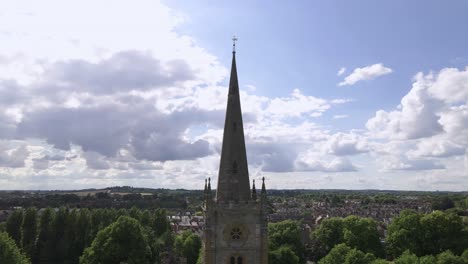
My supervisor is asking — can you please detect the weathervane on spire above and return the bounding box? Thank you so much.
[232,35,238,53]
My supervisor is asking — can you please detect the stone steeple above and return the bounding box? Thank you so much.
[202,39,268,264]
[216,45,251,202]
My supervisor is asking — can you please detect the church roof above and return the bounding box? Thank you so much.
[216,44,251,202]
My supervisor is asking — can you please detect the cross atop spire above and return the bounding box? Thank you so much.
[232,35,238,53]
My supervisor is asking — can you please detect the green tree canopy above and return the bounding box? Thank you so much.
[0,231,30,264]
[311,216,384,260]
[269,245,300,264]
[420,211,466,255]
[6,209,23,246]
[311,217,344,257]
[21,208,37,259]
[343,216,384,257]
[393,250,466,264]
[152,209,171,237]
[79,216,152,264]
[318,243,379,264]
[268,220,305,262]
[174,230,202,264]
[386,210,467,258]
[34,207,55,264]
[435,250,465,264]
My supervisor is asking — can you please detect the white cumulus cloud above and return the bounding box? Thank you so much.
[339,63,392,86]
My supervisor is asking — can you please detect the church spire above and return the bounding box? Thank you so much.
[216,38,251,202]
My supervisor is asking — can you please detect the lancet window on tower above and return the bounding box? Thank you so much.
[229,256,243,264]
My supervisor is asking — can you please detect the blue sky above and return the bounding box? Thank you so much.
[169,0,468,130]
[0,0,467,191]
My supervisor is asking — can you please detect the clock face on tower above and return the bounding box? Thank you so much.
[223,223,250,243]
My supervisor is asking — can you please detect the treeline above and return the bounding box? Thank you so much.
[1,208,467,264]
[0,191,200,210]
[1,207,182,264]
[309,210,468,264]
[255,211,467,264]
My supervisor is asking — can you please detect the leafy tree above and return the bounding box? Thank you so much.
[419,255,436,264]
[461,249,468,261]
[129,206,142,221]
[435,250,464,264]
[420,211,466,255]
[75,208,92,256]
[319,243,378,264]
[310,217,344,259]
[386,210,423,257]
[311,216,383,260]
[394,250,419,264]
[140,210,152,227]
[6,209,23,246]
[432,196,455,210]
[174,231,202,264]
[66,209,80,264]
[50,207,70,264]
[21,208,37,259]
[34,208,55,264]
[269,245,300,264]
[0,231,30,264]
[80,216,152,264]
[386,210,466,257]
[343,216,384,257]
[371,260,389,264]
[152,209,171,237]
[344,248,376,264]
[90,209,104,238]
[269,220,305,262]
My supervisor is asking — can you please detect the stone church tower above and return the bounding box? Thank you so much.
[202,41,268,264]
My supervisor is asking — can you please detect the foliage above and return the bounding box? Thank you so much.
[2,206,173,264]
[394,250,419,264]
[269,220,305,262]
[5,209,23,246]
[386,210,467,258]
[435,250,465,264]
[152,209,171,237]
[174,230,202,264]
[269,245,300,264]
[310,215,384,260]
[0,231,30,264]
[318,243,380,264]
[79,216,152,264]
[34,207,54,264]
[342,215,384,257]
[21,207,37,259]
[310,217,344,258]
[432,196,455,210]
[393,250,467,264]
[420,210,466,255]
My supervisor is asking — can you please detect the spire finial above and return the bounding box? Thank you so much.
[232,35,238,53]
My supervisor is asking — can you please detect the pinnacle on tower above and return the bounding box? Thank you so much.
[252,179,257,200]
[261,177,267,198]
